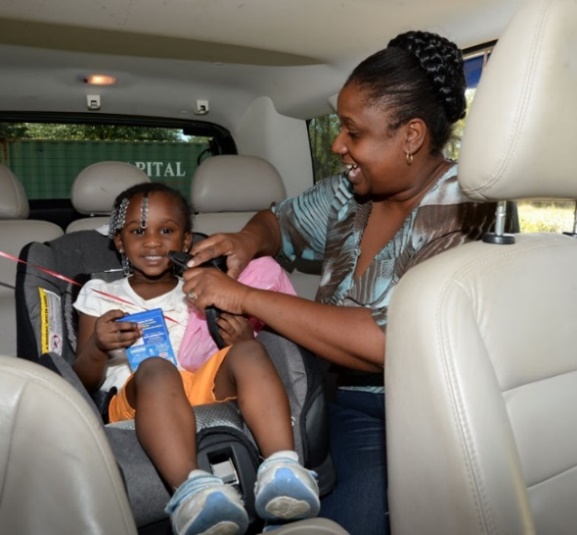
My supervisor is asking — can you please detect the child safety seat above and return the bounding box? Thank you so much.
[15,229,335,533]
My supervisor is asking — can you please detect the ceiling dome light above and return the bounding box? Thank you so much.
[83,74,117,86]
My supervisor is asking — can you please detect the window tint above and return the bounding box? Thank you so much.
[0,119,234,201]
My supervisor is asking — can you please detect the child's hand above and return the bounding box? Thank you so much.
[94,309,141,352]
[216,313,254,346]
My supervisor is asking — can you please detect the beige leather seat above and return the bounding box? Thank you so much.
[0,356,137,534]
[191,154,286,234]
[0,165,62,354]
[386,0,577,533]
[191,154,320,299]
[66,161,150,233]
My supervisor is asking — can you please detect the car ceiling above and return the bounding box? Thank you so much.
[0,0,527,123]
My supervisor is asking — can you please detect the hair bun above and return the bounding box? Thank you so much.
[388,31,466,123]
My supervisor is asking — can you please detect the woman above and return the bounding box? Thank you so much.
[182,31,496,535]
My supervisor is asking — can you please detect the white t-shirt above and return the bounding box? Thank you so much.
[73,276,189,390]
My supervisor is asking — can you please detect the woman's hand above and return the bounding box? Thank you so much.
[93,309,141,352]
[182,266,251,315]
[188,231,258,279]
[188,209,282,279]
[216,313,254,346]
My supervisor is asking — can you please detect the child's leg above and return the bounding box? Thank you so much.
[213,339,293,456]
[214,340,320,523]
[125,357,197,489]
[126,357,249,535]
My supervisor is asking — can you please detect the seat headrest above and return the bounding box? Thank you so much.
[0,164,29,219]
[191,155,286,213]
[459,0,577,201]
[71,161,151,215]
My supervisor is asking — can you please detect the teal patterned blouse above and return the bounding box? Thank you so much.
[272,165,496,334]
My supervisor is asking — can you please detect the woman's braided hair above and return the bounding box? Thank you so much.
[345,30,466,154]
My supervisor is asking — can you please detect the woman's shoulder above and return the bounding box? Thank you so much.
[422,163,469,206]
[317,173,351,194]
[295,173,351,200]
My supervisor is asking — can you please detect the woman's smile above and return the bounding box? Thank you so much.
[345,163,361,183]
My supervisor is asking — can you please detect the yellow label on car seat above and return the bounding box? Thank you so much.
[39,288,63,354]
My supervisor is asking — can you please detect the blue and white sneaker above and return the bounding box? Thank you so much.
[254,451,320,522]
[165,470,249,535]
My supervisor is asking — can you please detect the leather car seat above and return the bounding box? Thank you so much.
[0,165,62,354]
[0,355,137,534]
[191,154,321,299]
[385,0,577,533]
[66,161,150,233]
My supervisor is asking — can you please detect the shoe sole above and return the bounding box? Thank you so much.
[255,467,320,521]
[181,491,249,535]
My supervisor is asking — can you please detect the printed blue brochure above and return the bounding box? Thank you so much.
[117,308,177,371]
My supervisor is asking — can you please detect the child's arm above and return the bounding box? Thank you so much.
[216,313,255,346]
[73,309,141,392]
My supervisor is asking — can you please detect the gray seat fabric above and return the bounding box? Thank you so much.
[385,1,577,533]
[0,164,62,355]
[0,355,137,534]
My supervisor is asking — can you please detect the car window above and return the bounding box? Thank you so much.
[0,118,235,201]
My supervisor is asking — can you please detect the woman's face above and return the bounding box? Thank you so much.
[332,82,408,198]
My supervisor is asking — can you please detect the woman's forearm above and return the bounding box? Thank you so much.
[243,288,385,372]
[240,209,283,259]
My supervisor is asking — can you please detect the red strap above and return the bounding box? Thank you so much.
[0,250,181,325]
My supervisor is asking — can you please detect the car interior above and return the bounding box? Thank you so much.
[13,162,336,533]
[1,0,577,533]
[385,1,577,533]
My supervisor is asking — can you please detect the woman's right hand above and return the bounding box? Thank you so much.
[93,309,141,352]
[188,209,282,279]
[188,230,258,279]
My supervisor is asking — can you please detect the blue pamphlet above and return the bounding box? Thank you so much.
[117,308,178,371]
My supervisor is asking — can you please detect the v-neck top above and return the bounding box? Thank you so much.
[272,165,496,334]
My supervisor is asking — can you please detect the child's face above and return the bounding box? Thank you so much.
[114,191,192,278]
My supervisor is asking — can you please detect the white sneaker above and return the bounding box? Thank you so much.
[165,470,249,535]
[254,451,320,522]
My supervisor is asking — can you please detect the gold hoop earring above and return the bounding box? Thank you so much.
[405,151,414,166]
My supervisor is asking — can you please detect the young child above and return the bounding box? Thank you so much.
[72,182,320,535]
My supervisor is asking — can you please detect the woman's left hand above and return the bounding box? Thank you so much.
[217,313,254,345]
[182,266,251,314]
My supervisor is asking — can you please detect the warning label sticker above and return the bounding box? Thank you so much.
[39,288,63,355]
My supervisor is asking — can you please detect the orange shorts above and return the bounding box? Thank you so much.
[108,346,231,423]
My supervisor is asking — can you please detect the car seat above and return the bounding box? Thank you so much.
[0,355,137,534]
[15,174,335,532]
[66,161,151,233]
[190,154,322,300]
[385,0,577,533]
[0,164,63,355]
[0,354,347,535]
